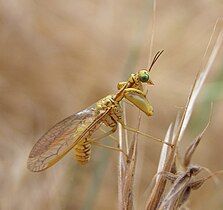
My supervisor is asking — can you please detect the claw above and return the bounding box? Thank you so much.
[124,88,153,116]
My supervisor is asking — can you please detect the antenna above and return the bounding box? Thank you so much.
[148,50,164,72]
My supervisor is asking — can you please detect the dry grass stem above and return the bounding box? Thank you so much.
[122,135,138,210]
[123,102,130,154]
[146,22,223,210]
[118,101,140,210]
[158,166,202,210]
[118,121,125,210]
[183,114,211,168]
[156,123,173,182]
[178,27,223,142]
[147,0,157,66]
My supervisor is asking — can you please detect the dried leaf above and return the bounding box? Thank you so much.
[156,123,174,182]
[183,135,202,168]
[183,107,212,167]
[178,28,223,142]
[189,179,206,190]
[158,166,202,210]
[122,139,137,210]
[159,171,178,183]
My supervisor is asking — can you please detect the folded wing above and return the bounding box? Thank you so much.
[27,107,108,172]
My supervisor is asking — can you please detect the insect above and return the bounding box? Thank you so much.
[27,51,171,172]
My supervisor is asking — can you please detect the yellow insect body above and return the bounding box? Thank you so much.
[74,138,92,165]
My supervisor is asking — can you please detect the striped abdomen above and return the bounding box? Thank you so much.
[74,138,91,165]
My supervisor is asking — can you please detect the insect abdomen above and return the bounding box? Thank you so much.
[74,138,91,165]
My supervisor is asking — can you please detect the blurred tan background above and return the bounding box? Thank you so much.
[0,0,223,210]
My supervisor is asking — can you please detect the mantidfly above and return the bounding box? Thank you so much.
[27,50,172,172]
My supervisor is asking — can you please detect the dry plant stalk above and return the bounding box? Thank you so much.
[157,119,223,210]
[158,118,210,209]
[118,104,141,210]
[158,165,202,210]
[146,23,223,209]
[122,137,138,210]
[118,121,126,210]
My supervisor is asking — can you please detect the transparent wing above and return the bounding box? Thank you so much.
[27,106,109,172]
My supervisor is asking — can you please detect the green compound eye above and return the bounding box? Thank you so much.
[139,70,149,82]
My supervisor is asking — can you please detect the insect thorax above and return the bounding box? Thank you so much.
[95,94,122,126]
[129,73,143,90]
[117,73,143,91]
